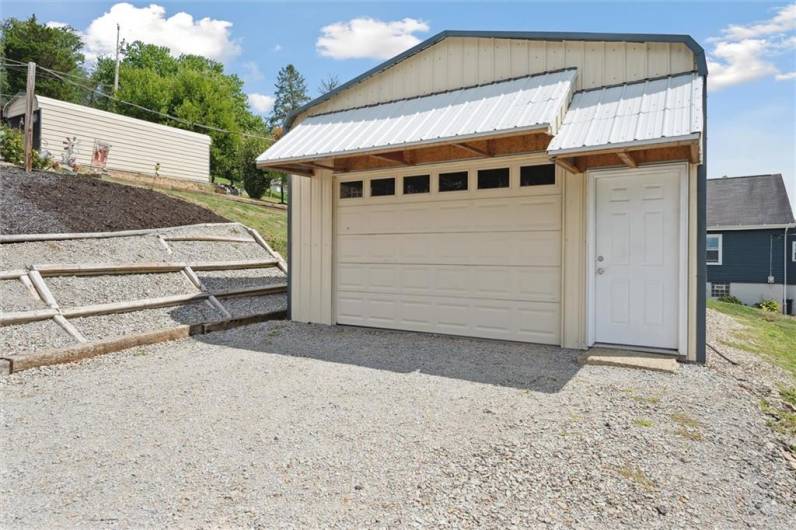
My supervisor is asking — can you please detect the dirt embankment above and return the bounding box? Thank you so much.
[1,165,227,234]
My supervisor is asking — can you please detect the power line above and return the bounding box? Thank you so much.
[4,60,273,141]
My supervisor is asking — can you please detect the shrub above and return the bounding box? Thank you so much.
[0,125,24,164]
[242,169,272,199]
[718,295,743,305]
[756,299,781,313]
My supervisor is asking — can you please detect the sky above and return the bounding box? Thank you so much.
[5,1,796,208]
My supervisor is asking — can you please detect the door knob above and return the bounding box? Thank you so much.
[597,268,605,275]
[597,255,604,262]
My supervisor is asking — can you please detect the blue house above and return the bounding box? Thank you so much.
[707,174,795,314]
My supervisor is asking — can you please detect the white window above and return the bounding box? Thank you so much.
[707,234,722,265]
[792,241,795,262]
[711,282,730,298]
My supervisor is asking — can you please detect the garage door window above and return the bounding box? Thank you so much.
[370,177,395,197]
[403,174,430,194]
[477,168,510,189]
[340,181,363,199]
[439,171,468,192]
[520,164,556,186]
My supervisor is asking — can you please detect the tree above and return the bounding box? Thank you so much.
[0,16,88,103]
[90,42,268,183]
[317,74,340,95]
[268,64,309,129]
[268,64,309,203]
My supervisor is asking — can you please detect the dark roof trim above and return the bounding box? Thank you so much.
[286,30,707,128]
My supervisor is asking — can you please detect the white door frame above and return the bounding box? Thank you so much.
[586,162,689,355]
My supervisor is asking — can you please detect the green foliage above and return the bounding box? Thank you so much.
[269,64,310,128]
[31,149,53,170]
[0,125,24,164]
[708,299,796,377]
[756,299,781,313]
[718,295,743,305]
[0,16,87,103]
[90,41,270,183]
[238,137,272,198]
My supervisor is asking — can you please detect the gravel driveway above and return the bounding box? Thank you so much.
[1,321,794,528]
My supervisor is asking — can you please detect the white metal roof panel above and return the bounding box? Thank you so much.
[547,72,703,154]
[257,69,577,164]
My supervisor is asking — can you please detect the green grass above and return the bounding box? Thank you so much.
[211,177,287,204]
[708,299,796,378]
[633,418,654,428]
[164,190,287,256]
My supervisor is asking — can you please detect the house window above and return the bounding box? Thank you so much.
[706,234,722,265]
[403,174,430,194]
[792,241,795,262]
[340,181,363,199]
[477,168,509,189]
[711,282,730,298]
[520,164,556,186]
[370,177,395,197]
[439,171,469,192]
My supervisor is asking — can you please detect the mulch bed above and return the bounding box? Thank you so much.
[1,165,228,234]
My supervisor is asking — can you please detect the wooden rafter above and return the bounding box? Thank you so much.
[616,151,637,168]
[689,143,700,164]
[368,152,409,165]
[453,142,491,157]
[302,161,335,172]
[553,157,580,174]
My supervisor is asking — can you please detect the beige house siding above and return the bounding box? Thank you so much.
[301,38,695,119]
[37,96,211,182]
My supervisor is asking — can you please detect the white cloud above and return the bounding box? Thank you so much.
[273,44,283,53]
[721,3,796,40]
[80,3,240,63]
[242,61,264,82]
[45,21,69,29]
[707,3,796,91]
[776,71,796,80]
[248,93,275,114]
[316,17,429,60]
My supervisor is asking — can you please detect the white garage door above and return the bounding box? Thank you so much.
[334,166,561,344]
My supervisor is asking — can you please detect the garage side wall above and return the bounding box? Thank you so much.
[38,96,211,182]
[290,170,334,324]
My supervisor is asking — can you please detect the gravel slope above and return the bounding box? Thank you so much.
[1,320,793,529]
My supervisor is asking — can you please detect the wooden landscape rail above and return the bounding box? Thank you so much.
[0,222,241,244]
[31,259,279,276]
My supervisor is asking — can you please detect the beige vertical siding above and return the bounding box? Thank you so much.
[305,38,696,117]
[560,167,588,349]
[290,169,334,324]
[37,96,211,182]
[688,164,699,361]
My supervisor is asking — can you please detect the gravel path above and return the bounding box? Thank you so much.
[0,236,168,270]
[220,293,287,317]
[199,268,287,293]
[46,272,197,307]
[0,319,76,355]
[2,320,794,528]
[0,279,46,312]
[167,240,273,263]
[70,301,223,342]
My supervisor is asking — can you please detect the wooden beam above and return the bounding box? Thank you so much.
[301,161,335,172]
[368,152,409,165]
[453,142,490,157]
[689,143,700,164]
[616,151,637,168]
[554,157,581,174]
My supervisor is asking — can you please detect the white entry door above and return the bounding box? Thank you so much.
[593,166,684,350]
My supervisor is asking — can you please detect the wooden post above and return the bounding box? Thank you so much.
[24,62,36,173]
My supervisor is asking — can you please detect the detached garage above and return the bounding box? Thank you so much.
[258,31,708,362]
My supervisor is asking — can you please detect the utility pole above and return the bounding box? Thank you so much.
[113,23,121,93]
[24,61,36,173]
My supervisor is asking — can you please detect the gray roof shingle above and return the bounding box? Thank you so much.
[707,174,795,227]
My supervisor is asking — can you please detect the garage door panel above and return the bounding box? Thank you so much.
[338,231,560,266]
[335,290,561,344]
[337,195,560,235]
[337,263,559,302]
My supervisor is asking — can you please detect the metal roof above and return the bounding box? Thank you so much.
[286,30,706,128]
[258,69,576,165]
[547,72,703,155]
[707,174,795,227]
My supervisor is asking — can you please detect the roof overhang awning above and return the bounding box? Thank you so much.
[547,72,704,172]
[257,69,577,173]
